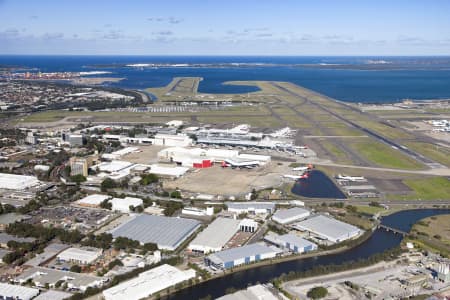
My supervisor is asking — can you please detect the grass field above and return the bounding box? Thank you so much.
[403,177,450,200]
[318,140,353,164]
[350,141,425,170]
[404,142,450,167]
[355,205,387,215]
[353,120,413,139]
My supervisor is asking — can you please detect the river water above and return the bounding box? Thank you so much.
[164,209,450,300]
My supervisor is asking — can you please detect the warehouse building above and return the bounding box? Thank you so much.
[110,196,143,213]
[272,207,310,224]
[146,164,189,178]
[0,283,39,300]
[34,290,72,300]
[292,215,362,243]
[226,202,275,215]
[110,214,201,251]
[158,147,270,168]
[0,173,40,190]
[103,264,195,300]
[206,243,281,270]
[217,284,279,300]
[57,247,102,265]
[16,266,106,291]
[239,218,258,233]
[264,232,317,254]
[188,217,241,253]
[75,194,111,207]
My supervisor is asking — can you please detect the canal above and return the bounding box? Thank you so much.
[164,209,450,300]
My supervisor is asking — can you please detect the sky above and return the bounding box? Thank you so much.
[0,0,449,55]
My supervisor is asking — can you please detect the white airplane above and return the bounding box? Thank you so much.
[282,173,309,180]
[292,164,314,171]
[336,174,366,182]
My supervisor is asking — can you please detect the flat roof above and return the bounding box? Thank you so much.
[0,213,29,225]
[226,202,275,210]
[57,247,102,263]
[293,215,360,241]
[76,194,110,206]
[208,243,279,264]
[0,233,36,245]
[278,234,317,249]
[189,218,240,251]
[16,266,104,287]
[0,173,40,190]
[110,214,200,250]
[103,264,195,300]
[0,283,39,300]
[272,207,310,221]
[34,290,72,300]
[148,164,189,177]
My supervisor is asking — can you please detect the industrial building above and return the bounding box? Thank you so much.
[272,207,310,224]
[56,247,103,265]
[158,147,270,168]
[110,214,201,251]
[217,284,279,300]
[188,217,241,253]
[0,173,40,190]
[182,206,214,217]
[206,243,281,270]
[264,232,317,253]
[110,196,143,213]
[146,164,189,178]
[226,201,275,215]
[239,218,258,233]
[34,290,72,300]
[103,264,196,300]
[75,194,111,207]
[292,215,362,243]
[0,283,39,300]
[16,267,106,291]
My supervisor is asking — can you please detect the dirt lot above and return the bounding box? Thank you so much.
[163,163,291,197]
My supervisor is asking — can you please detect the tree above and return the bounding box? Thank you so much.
[70,174,86,184]
[170,190,182,199]
[101,178,117,192]
[70,265,82,273]
[100,199,112,210]
[140,173,159,185]
[307,287,328,299]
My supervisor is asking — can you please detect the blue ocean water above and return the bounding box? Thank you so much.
[1,55,450,103]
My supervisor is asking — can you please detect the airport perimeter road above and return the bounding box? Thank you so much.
[269,82,441,169]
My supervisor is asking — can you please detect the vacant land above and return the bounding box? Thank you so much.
[411,214,450,257]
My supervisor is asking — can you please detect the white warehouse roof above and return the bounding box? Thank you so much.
[76,194,111,206]
[110,197,143,213]
[293,215,362,243]
[189,217,241,253]
[110,214,201,250]
[0,173,40,190]
[208,243,280,265]
[272,207,310,224]
[57,247,102,264]
[147,164,189,177]
[0,283,39,300]
[103,264,196,300]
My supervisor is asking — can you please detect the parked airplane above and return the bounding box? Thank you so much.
[336,174,366,182]
[292,164,314,171]
[282,173,309,180]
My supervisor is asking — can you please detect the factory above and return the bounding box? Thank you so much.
[56,247,102,265]
[206,243,281,270]
[158,147,270,168]
[272,207,311,225]
[102,264,196,300]
[226,201,276,215]
[0,173,41,190]
[0,283,39,300]
[188,217,241,253]
[182,206,214,217]
[292,215,362,243]
[264,232,317,254]
[110,214,201,251]
[110,196,143,213]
